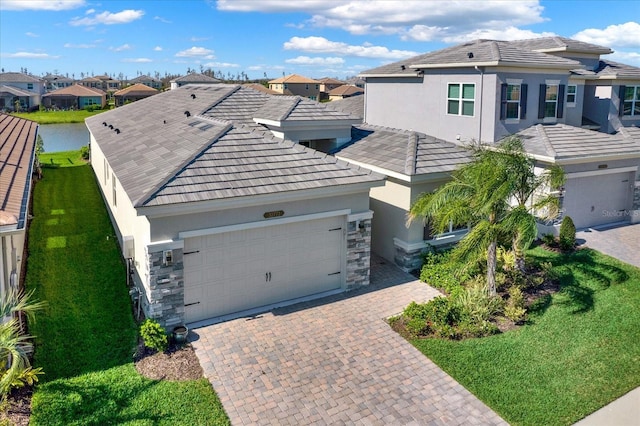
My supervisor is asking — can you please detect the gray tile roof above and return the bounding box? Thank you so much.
[515,124,640,162]
[0,85,35,97]
[509,37,613,54]
[334,124,470,176]
[86,84,382,208]
[0,72,42,83]
[324,96,364,122]
[172,72,220,83]
[594,60,640,79]
[361,40,581,76]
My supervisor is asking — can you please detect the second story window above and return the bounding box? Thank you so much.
[566,85,577,105]
[501,82,528,120]
[27,83,33,90]
[538,83,565,120]
[621,85,640,116]
[447,83,475,116]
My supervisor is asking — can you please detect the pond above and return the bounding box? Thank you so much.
[38,123,90,153]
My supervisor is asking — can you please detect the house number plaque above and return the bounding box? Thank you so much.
[263,210,285,219]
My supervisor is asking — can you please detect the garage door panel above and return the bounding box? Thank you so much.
[184,215,345,323]
[564,172,631,228]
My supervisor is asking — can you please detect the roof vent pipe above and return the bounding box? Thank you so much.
[468,52,474,59]
[184,111,191,117]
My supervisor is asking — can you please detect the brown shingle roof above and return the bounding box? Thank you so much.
[0,113,37,229]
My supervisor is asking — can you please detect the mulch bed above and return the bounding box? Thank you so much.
[134,341,204,381]
[1,386,32,426]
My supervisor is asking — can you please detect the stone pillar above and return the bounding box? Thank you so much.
[345,218,372,289]
[147,248,184,330]
[394,243,428,274]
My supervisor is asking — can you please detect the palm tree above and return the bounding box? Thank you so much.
[0,288,46,398]
[408,137,564,295]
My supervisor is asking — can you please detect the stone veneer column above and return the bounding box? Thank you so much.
[394,244,428,274]
[632,180,640,224]
[147,248,184,330]
[345,218,372,289]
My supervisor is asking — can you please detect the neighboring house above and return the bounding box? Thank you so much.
[170,72,220,90]
[114,83,159,106]
[318,77,345,100]
[128,75,162,90]
[345,77,365,89]
[94,75,121,92]
[42,84,106,110]
[42,74,74,91]
[331,37,640,270]
[85,84,383,328]
[328,85,364,101]
[0,72,45,110]
[242,83,280,95]
[268,74,321,100]
[79,76,101,90]
[0,113,37,306]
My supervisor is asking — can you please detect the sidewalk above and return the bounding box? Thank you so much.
[574,387,640,425]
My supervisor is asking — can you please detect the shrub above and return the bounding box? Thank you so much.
[401,298,461,338]
[497,247,517,271]
[420,251,469,296]
[541,233,556,246]
[504,286,527,323]
[80,145,90,160]
[559,216,576,251]
[139,319,168,353]
[456,277,503,324]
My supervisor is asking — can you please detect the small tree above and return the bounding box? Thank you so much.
[559,216,576,251]
[139,319,167,353]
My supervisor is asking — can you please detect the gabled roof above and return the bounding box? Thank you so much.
[509,37,613,55]
[242,83,279,95]
[0,113,37,230]
[0,85,37,97]
[42,74,74,82]
[129,75,161,83]
[515,124,640,163]
[328,85,364,97]
[81,76,101,82]
[0,72,42,84]
[43,84,105,97]
[86,84,381,208]
[324,96,364,122]
[114,83,159,96]
[268,74,320,84]
[361,39,583,77]
[594,60,640,80]
[171,72,220,83]
[318,77,345,85]
[334,124,470,178]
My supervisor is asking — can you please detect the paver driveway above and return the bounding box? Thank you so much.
[576,222,640,268]
[191,256,507,425]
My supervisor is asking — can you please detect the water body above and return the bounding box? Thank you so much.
[38,123,90,153]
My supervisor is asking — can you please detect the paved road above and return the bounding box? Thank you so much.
[191,256,507,425]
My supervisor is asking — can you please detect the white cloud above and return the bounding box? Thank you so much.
[122,58,152,63]
[191,36,210,42]
[1,0,85,11]
[175,46,215,59]
[439,26,556,44]
[572,22,640,49]
[285,56,345,65]
[283,36,418,59]
[203,61,240,67]
[85,8,94,14]
[608,51,640,67]
[64,42,96,48]
[110,44,132,52]
[70,9,144,26]
[25,32,39,37]
[3,51,60,59]
[154,16,171,24]
[153,46,163,51]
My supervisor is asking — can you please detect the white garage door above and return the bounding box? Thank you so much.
[563,172,631,229]
[183,215,344,323]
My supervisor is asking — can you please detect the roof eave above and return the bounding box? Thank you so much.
[410,61,580,70]
[359,73,421,78]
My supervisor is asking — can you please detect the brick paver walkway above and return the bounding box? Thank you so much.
[576,223,640,268]
[191,256,507,425]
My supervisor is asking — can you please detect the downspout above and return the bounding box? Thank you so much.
[474,66,484,144]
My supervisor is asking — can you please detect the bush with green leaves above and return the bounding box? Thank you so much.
[455,277,504,324]
[504,286,527,323]
[541,233,556,246]
[559,216,576,251]
[419,251,470,297]
[401,298,461,338]
[139,319,168,353]
[80,145,90,160]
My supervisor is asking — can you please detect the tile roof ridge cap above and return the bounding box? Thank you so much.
[201,84,242,111]
[277,96,301,121]
[405,131,419,175]
[535,124,557,159]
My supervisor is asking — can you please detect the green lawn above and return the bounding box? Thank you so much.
[25,156,229,425]
[39,150,87,168]
[12,109,106,124]
[412,247,640,426]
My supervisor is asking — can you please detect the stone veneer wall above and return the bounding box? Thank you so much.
[394,245,428,274]
[346,218,372,289]
[634,181,640,210]
[146,248,185,330]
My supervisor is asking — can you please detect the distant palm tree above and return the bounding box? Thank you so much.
[407,137,564,295]
[0,288,46,398]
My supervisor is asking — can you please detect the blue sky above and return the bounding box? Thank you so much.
[1,0,639,81]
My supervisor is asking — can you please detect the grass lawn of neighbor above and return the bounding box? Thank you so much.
[25,152,229,425]
[12,109,105,124]
[411,246,640,426]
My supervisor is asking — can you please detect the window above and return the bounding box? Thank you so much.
[27,83,33,90]
[501,83,528,120]
[538,83,565,120]
[423,219,468,240]
[566,85,577,105]
[103,159,108,185]
[447,83,475,116]
[284,84,288,90]
[305,84,309,90]
[621,85,640,116]
[112,176,117,207]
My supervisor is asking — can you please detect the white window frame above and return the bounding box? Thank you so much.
[103,159,109,185]
[447,83,475,117]
[505,79,523,123]
[112,175,117,207]
[543,80,560,122]
[566,84,577,107]
[424,219,469,241]
[622,85,640,117]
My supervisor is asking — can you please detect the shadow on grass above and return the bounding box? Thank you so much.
[527,248,629,316]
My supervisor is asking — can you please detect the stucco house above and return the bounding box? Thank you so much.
[328,85,364,101]
[0,72,45,111]
[128,75,162,90]
[114,83,159,107]
[0,113,37,305]
[86,84,383,328]
[42,74,74,92]
[268,74,321,100]
[332,37,640,270]
[42,84,106,110]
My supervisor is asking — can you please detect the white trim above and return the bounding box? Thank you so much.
[566,84,577,107]
[506,78,523,85]
[148,239,184,252]
[393,237,428,252]
[446,82,476,117]
[334,156,410,181]
[545,79,561,85]
[347,210,374,222]
[179,209,351,239]
[565,166,637,179]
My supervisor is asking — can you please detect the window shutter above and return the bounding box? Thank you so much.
[619,85,626,117]
[520,84,528,119]
[557,84,565,118]
[538,84,546,119]
[500,84,508,120]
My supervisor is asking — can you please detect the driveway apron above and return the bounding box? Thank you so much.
[576,223,640,268]
[191,256,507,425]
